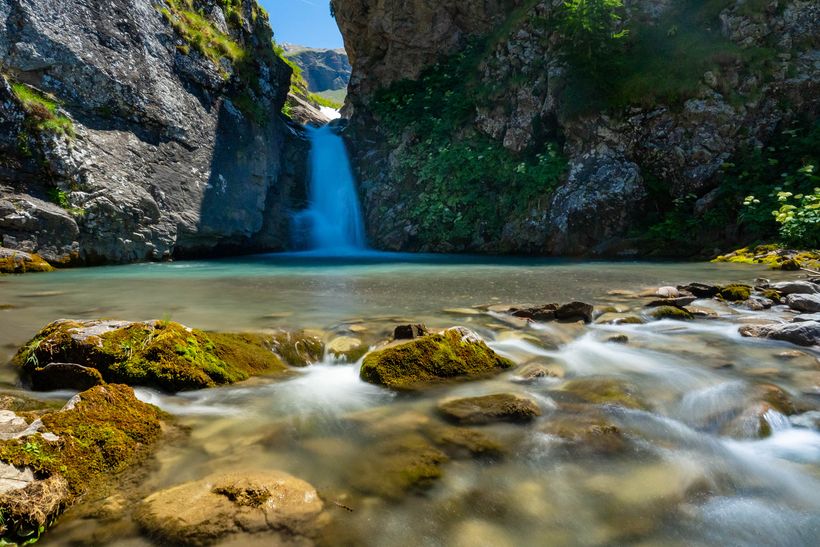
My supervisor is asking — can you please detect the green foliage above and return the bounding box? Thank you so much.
[640,119,820,254]
[308,92,342,110]
[753,183,820,248]
[10,82,74,137]
[46,188,69,209]
[372,43,567,247]
[555,0,777,116]
[160,1,245,67]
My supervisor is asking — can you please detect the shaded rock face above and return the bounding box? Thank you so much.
[333,0,819,255]
[0,0,308,265]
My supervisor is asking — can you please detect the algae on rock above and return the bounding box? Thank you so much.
[14,319,288,392]
[359,328,514,390]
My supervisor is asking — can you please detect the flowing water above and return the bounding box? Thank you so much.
[291,125,368,253]
[0,256,819,546]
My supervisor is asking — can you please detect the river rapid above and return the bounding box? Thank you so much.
[0,254,818,546]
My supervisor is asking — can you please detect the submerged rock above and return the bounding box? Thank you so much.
[558,378,647,410]
[346,434,449,499]
[645,296,697,309]
[425,425,506,460]
[739,321,820,347]
[0,384,166,543]
[540,414,627,456]
[359,328,514,390]
[0,248,54,274]
[786,293,820,314]
[15,319,289,392]
[510,302,593,323]
[678,283,719,298]
[436,393,541,425]
[135,470,327,546]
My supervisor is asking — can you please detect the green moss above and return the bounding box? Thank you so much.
[650,306,694,320]
[359,329,514,390]
[0,252,54,274]
[0,385,166,542]
[719,284,753,302]
[14,320,287,392]
[561,378,647,410]
[714,246,820,271]
[9,80,74,138]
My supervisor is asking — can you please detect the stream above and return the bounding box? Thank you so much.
[0,255,818,546]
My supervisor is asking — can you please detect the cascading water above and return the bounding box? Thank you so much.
[292,124,368,253]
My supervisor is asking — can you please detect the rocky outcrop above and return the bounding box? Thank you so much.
[0,0,309,265]
[333,0,819,255]
[283,44,351,96]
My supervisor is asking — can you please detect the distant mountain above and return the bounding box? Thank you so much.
[282,44,351,102]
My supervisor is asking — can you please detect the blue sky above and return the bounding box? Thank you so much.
[260,0,344,49]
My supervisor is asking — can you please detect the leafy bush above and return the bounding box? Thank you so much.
[748,177,820,248]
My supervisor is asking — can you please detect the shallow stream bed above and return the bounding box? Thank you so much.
[1,254,818,546]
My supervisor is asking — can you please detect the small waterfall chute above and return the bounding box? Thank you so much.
[292,124,367,254]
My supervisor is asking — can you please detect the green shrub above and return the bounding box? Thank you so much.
[766,185,820,248]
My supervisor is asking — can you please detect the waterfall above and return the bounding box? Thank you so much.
[292,125,367,253]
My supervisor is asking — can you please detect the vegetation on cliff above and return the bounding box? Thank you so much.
[371,42,567,247]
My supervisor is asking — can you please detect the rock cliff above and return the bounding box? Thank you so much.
[0,0,307,265]
[283,44,351,98]
[333,0,819,255]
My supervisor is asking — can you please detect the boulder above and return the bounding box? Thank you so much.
[436,394,541,425]
[769,281,819,295]
[558,378,647,410]
[739,321,820,347]
[0,385,166,543]
[359,328,514,390]
[555,301,594,323]
[0,248,54,274]
[719,284,752,302]
[424,425,505,460]
[644,296,697,309]
[327,336,367,362]
[540,414,627,456]
[650,306,694,320]
[655,286,680,298]
[15,319,288,392]
[511,304,557,321]
[786,293,820,314]
[793,314,820,323]
[678,283,719,298]
[30,363,104,391]
[135,471,326,545]
[393,324,429,340]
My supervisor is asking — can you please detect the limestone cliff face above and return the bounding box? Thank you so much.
[0,0,307,265]
[333,0,819,255]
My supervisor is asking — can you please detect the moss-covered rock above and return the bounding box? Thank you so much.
[359,328,514,390]
[650,306,694,320]
[0,384,167,543]
[0,248,54,274]
[541,414,627,456]
[424,425,506,460]
[719,284,753,302]
[14,320,288,392]
[436,393,541,425]
[346,434,449,500]
[559,378,647,410]
[714,246,820,271]
[327,336,368,363]
[271,331,324,367]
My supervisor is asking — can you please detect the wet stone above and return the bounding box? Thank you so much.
[393,324,429,340]
[437,393,541,425]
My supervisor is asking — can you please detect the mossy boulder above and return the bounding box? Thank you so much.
[650,306,693,320]
[0,384,167,543]
[0,248,54,274]
[346,434,449,500]
[359,327,514,390]
[541,414,627,456]
[436,393,541,425]
[14,320,289,392]
[135,470,327,546]
[719,284,753,302]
